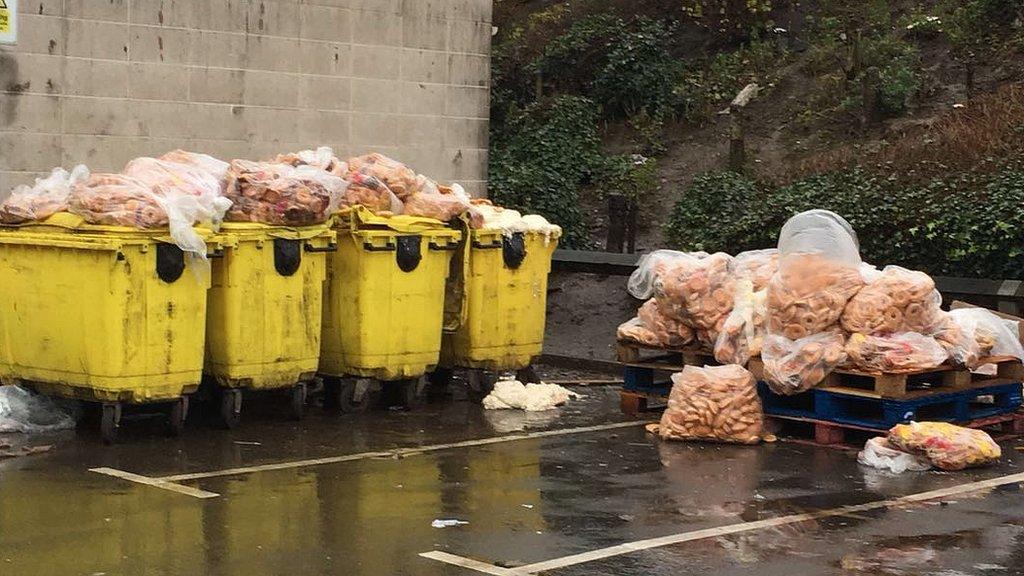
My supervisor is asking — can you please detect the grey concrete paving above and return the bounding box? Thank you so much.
[1,384,1022,576]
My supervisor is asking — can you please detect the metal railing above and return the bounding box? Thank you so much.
[552,249,1024,315]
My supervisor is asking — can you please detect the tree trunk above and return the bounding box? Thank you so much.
[605,193,628,253]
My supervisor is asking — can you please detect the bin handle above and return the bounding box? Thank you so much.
[428,240,457,251]
[471,238,502,249]
[363,240,396,252]
[304,242,338,253]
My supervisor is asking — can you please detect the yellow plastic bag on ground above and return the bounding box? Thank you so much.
[887,422,1001,471]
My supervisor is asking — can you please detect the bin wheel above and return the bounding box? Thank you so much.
[427,368,454,400]
[339,378,380,413]
[289,383,308,421]
[398,378,424,410]
[516,365,540,384]
[219,388,242,429]
[167,397,189,437]
[467,370,497,403]
[100,402,122,445]
[323,377,342,412]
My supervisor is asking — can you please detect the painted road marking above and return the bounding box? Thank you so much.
[89,467,220,499]
[89,420,649,497]
[420,552,518,576]
[421,470,1024,575]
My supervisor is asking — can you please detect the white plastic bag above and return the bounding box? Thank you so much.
[0,165,90,224]
[0,385,77,434]
[940,307,1024,368]
[857,437,931,473]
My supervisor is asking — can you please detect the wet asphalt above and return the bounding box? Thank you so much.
[1,383,1023,576]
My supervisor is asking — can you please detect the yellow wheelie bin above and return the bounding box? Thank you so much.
[320,207,461,410]
[205,222,336,427]
[435,224,560,399]
[0,212,215,443]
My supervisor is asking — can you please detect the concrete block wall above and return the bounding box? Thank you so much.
[0,0,492,197]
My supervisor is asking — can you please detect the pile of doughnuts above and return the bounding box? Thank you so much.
[841,266,948,335]
[659,364,763,444]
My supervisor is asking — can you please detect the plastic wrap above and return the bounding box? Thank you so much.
[776,209,861,268]
[616,300,696,348]
[69,163,230,258]
[939,307,1024,368]
[158,150,230,187]
[273,146,348,177]
[887,422,1001,471]
[733,249,779,291]
[762,331,847,395]
[763,211,864,393]
[346,153,421,200]
[0,385,77,434]
[0,165,90,224]
[844,332,949,373]
[124,157,224,206]
[714,278,767,366]
[656,252,735,334]
[341,171,404,215]
[628,250,707,299]
[224,160,347,225]
[766,253,865,339]
[122,157,233,256]
[68,173,168,228]
[841,266,948,335]
[617,316,660,347]
[403,183,483,226]
[857,437,931,472]
[658,364,763,444]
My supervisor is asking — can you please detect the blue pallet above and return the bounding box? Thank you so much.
[622,365,672,396]
[758,381,1023,430]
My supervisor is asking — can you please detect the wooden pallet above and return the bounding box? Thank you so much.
[615,340,715,368]
[617,340,764,383]
[823,357,1024,398]
[746,356,1024,399]
[619,389,669,417]
[759,379,1024,430]
[766,411,1024,448]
